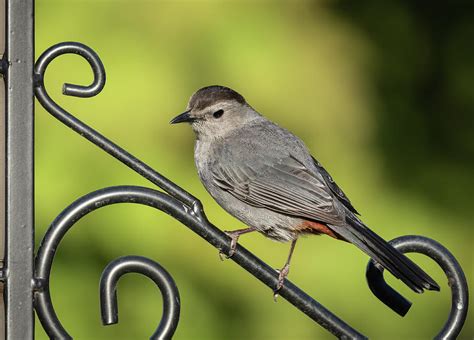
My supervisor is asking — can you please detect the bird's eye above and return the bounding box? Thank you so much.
[213,109,224,119]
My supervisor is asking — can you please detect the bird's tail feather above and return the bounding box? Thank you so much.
[330,216,440,293]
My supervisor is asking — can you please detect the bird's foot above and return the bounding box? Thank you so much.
[218,230,240,260]
[273,263,290,301]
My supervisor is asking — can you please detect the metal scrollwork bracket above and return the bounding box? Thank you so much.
[33,41,469,339]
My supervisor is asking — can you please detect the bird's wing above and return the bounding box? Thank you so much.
[211,154,344,225]
[311,157,360,215]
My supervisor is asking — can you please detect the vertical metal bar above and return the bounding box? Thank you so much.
[4,0,34,338]
[0,0,5,336]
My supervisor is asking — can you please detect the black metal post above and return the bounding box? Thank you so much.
[3,0,35,338]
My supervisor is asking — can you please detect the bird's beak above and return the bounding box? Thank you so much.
[170,110,194,124]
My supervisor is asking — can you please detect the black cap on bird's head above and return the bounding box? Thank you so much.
[187,85,246,111]
[170,85,248,124]
[170,86,258,138]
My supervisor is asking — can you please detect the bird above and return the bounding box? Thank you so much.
[170,85,440,298]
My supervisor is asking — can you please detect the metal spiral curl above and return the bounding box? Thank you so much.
[33,42,469,339]
[34,42,201,211]
[366,236,469,339]
[33,186,188,339]
[34,187,181,339]
[100,256,180,339]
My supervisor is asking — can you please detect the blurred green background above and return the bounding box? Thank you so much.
[35,0,473,339]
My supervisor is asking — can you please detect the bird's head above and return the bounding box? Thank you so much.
[170,85,260,139]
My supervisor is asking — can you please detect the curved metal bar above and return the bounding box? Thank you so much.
[366,260,412,317]
[34,41,105,97]
[366,235,469,339]
[33,42,202,215]
[100,256,180,340]
[34,186,366,339]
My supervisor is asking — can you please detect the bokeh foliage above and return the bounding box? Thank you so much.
[35,1,472,339]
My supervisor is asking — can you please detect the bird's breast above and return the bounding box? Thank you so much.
[194,140,210,179]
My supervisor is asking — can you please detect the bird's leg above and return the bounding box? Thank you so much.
[274,239,298,301]
[219,227,256,260]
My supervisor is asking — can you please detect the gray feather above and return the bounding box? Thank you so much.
[212,158,342,225]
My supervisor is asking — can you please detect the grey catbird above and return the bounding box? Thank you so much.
[171,85,440,297]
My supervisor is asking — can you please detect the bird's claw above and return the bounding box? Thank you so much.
[218,231,238,260]
[273,290,279,302]
[218,249,226,261]
[273,264,290,302]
